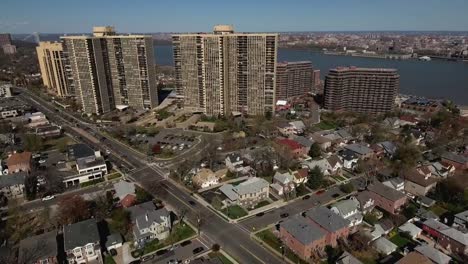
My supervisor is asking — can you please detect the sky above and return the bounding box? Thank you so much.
[2,0,468,34]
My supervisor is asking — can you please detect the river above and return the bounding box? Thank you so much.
[154,45,468,105]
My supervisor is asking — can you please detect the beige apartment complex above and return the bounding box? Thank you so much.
[276,61,314,101]
[36,41,72,97]
[61,26,158,114]
[173,25,278,116]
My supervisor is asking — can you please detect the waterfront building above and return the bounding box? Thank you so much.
[173,25,277,116]
[0,33,12,48]
[36,41,72,97]
[276,61,313,101]
[324,67,399,114]
[62,26,158,114]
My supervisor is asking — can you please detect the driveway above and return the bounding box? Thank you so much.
[122,242,138,264]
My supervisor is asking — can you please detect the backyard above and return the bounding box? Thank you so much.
[389,233,411,248]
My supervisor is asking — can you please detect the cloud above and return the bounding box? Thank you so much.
[0,21,30,29]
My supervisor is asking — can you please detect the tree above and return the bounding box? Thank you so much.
[212,243,221,252]
[56,195,91,225]
[393,144,421,173]
[403,203,418,219]
[308,143,321,159]
[307,166,324,189]
[135,186,153,204]
[109,208,131,235]
[325,245,343,264]
[340,182,355,194]
[23,134,43,152]
[24,175,38,201]
[211,196,223,210]
[56,137,68,153]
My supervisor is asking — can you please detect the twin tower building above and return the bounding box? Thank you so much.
[37,25,317,116]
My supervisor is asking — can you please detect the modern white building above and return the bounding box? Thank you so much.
[0,84,12,98]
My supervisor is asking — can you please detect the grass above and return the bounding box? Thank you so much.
[430,204,448,216]
[80,178,104,188]
[104,256,116,264]
[143,222,196,255]
[107,172,122,180]
[252,200,271,210]
[389,233,411,248]
[221,205,248,219]
[315,120,338,130]
[296,184,310,197]
[208,252,234,264]
[256,230,308,264]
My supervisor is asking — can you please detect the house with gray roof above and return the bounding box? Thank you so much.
[305,207,350,247]
[441,151,468,170]
[372,237,397,255]
[271,171,295,196]
[292,135,314,150]
[415,245,451,264]
[367,181,407,214]
[133,208,171,248]
[63,218,101,264]
[454,209,468,228]
[0,171,26,198]
[18,231,58,264]
[219,177,269,208]
[344,143,374,159]
[398,222,422,239]
[377,141,397,157]
[422,219,468,255]
[331,199,363,227]
[336,251,363,264]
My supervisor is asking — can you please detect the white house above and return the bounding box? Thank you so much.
[302,158,332,175]
[331,199,363,227]
[63,219,101,264]
[225,153,244,173]
[271,171,295,196]
[398,222,422,239]
[133,208,171,248]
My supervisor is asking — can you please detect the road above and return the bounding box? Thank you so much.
[17,88,284,264]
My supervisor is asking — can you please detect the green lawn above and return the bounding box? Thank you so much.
[430,204,448,216]
[315,120,338,130]
[208,252,234,264]
[252,200,271,210]
[296,184,310,197]
[80,178,104,188]
[221,205,248,219]
[389,233,411,248]
[256,230,308,264]
[107,172,122,180]
[104,256,116,264]
[143,222,196,255]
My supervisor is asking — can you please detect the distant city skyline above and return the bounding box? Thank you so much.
[2,0,468,34]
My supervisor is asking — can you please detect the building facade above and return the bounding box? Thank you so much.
[36,41,72,97]
[62,26,158,114]
[276,61,313,101]
[0,33,12,48]
[173,25,278,116]
[324,67,399,114]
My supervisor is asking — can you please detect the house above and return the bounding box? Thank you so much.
[113,180,136,208]
[403,169,438,196]
[310,133,332,150]
[225,153,244,173]
[395,251,432,264]
[340,150,359,170]
[63,219,102,264]
[417,196,436,208]
[335,129,353,143]
[344,143,374,159]
[330,199,363,227]
[414,245,451,264]
[372,237,397,255]
[336,251,363,264]
[327,155,343,174]
[454,210,468,228]
[275,138,308,158]
[383,117,401,129]
[355,191,375,214]
[105,233,123,251]
[277,121,305,136]
[133,208,171,248]
[367,182,407,214]
[376,219,394,235]
[0,171,26,198]
[399,115,419,126]
[377,141,397,158]
[292,135,314,152]
[289,121,306,134]
[429,162,455,178]
[6,151,32,173]
[382,177,405,192]
[293,168,308,185]
[271,171,295,196]
[422,219,468,255]
[219,177,269,208]
[18,231,58,264]
[408,129,425,145]
[192,168,226,189]
[302,158,332,175]
[25,112,49,128]
[441,152,468,170]
[280,215,328,260]
[305,207,350,247]
[398,222,422,239]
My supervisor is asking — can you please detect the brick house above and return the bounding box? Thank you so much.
[403,169,438,196]
[6,151,32,173]
[367,182,407,214]
[422,219,468,256]
[275,138,307,158]
[305,207,350,247]
[441,152,468,171]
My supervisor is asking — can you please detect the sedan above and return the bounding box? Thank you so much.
[42,195,55,201]
[192,247,204,254]
[280,213,289,218]
[302,195,311,200]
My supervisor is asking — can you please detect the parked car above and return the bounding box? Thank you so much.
[156,249,168,256]
[188,200,196,206]
[302,195,311,200]
[280,213,289,218]
[256,212,265,217]
[332,193,340,198]
[42,195,55,201]
[180,240,192,247]
[141,255,154,262]
[192,247,204,254]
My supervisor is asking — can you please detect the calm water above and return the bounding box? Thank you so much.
[154,45,468,105]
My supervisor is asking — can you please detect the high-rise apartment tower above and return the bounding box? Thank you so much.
[276,61,314,101]
[36,41,72,97]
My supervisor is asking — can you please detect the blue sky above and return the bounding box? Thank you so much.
[2,0,468,33]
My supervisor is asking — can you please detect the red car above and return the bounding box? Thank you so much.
[315,190,325,195]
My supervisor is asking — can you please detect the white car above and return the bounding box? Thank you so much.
[38,159,47,164]
[42,195,55,201]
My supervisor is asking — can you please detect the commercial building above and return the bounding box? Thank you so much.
[173,25,278,116]
[276,61,313,101]
[324,67,399,114]
[0,84,12,98]
[36,41,72,97]
[62,26,158,114]
[0,33,12,48]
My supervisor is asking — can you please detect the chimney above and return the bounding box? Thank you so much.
[145,214,149,222]
[94,151,101,158]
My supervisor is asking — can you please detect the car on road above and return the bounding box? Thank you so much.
[141,255,154,262]
[256,212,265,217]
[192,247,204,254]
[316,190,325,195]
[302,195,311,200]
[180,240,192,247]
[156,249,168,256]
[167,260,179,264]
[314,201,321,206]
[129,261,141,264]
[332,193,340,198]
[42,195,55,201]
[280,213,289,218]
[188,200,196,206]
[38,159,47,164]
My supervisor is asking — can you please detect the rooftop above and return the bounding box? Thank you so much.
[281,215,327,245]
[0,171,27,188]
[18,231,58,263]
[305,207,350,232]
[63,218,100,251]
[276,138,304,151]
[113,180,136,200]
[403,169,438,187]
[441,151,468,164]
[68,144,95,160]
[332,199,360,217]
[396,252,432,264]
[367,181,406,202]
[344,143,373,156]
[6,151,31,167]
[135,208,170,230]
[415,245,451,264]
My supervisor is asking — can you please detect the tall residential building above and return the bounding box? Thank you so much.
[0,33,12,48]
[276,61,313,101]
[312,69,321,92]
[36,41,72,97]
[2,44,16,55]
[173,25,278,116]
[324,67,399,114]
[61,26,158,114]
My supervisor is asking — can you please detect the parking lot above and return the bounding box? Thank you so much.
[149,130,199,154]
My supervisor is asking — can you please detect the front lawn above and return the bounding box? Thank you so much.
[256,230,308,264]
[80,178,104,188]
[208,252,234,264]
[221,205,248,219]
[296,184,310,197]
[104,256,116,264]
[252,200,271,210]
[143,222,196,255]
[389,233,411,248]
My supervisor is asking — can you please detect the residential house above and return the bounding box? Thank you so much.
[18,231,58,264]
[336,251,363,264]
[310,133,332,150]
[271,171,295,196]
[422,219,468,255]
[428,162,455,178]
[441,152,468,171]
[327,155,343,174]
[454,210,468,228]
[292,135,314,153]
[293,168,308,185]
[376,219,394,235]
[399,115,419,126]
[225,153,244,173]
[277,121,305,136]
[219,177,269,208]
[280,215,327,260]
[331,199,363,227]
[335,129,353,143]
[372,237,397,255]
[305,207,350,247]
[395,252,432,264]
[367,182,407,214]
[417,196,436,208]
[192,168,226,189]
[6,151,32,173]
[340,150,359,170]
[275,138,308,159]
[302,158,332,175]
[0,171,26,198]
[382,177,405,192]
[414,245,451,264]
[398,222,422,239]
[105,233,123,251]
[377,141,397,158]
[133,208,171,248]
[383,117,401,129]
[63,219,102,264]
[113,180,136,208]
[403,169,438,196]
[355,191,375,214]
[344,143,374,159]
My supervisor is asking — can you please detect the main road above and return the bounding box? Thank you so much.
[17,88,284,264]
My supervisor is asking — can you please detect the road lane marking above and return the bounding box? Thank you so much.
[240,245,266,264]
